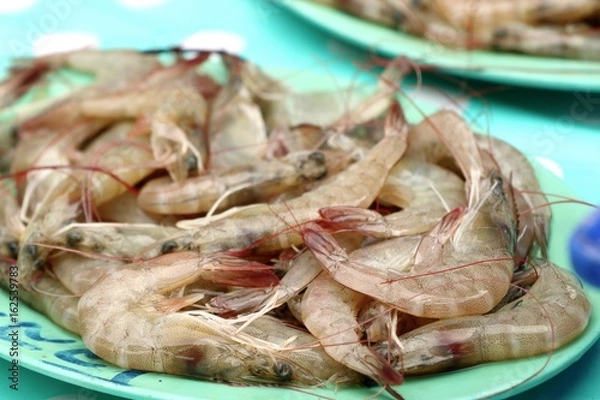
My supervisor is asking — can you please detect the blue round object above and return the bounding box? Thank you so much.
[570,209,600,287]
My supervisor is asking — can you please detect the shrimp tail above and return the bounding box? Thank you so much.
[202,256,280,288]
[302,223,346,269]
[0,60,52,108]
[377,355,404,386]
[318,206,392,237]
[386,385,406,400]
[384,99,408,138]
[208,287,273,317]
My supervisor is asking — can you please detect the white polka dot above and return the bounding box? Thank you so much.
[0,0,37,13]
[535,156,564,179]
[181,30,246,54]
[33,32,99,57]
[118,0,169,9]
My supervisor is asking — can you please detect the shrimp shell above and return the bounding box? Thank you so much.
[384,260,592,375]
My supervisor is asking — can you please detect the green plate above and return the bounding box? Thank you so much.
[1,64,599,400]
[280,0,600,91]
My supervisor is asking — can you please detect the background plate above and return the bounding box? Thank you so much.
[279,0,600,91]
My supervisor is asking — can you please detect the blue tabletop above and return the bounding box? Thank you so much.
[0,1,599,399]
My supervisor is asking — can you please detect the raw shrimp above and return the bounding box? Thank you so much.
[232,315,363,386]
[150,86,207,181]
[319,157,466,238]
[78,75,210,182]
[41,122,156,214]
[12,118,112,216]
[138,150,328,215]
[427,0,600,57]
[403,110,548,258]
[78,71,206,121]
[222,53,288,103]
[263,55,408,143]
[1,49,159,118]
[311,0,399,27]
[17,196,78,287]
[97,191,178,225]
[380,260,592,375]
[0,267,79,334]
[51,252,125,295]
[16,49,162,137]
[488,22,600,60]
[77,252,361,386]
[430,0,600,27]
[53,223,183,259]
[207,75,269,171]
[301,273,404,386]
[304,169,517,318]
[405,110,484,187]
[0,60,51,109]
[25,49,161,89]
[476,134,551,260]
[0,180,23,261]
[380,158,465,209]
[46,53,212,183]
[139,100,408,259]
[318,0,600,59]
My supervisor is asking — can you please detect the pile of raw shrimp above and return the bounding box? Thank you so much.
[0,49,592,398]
[313,0,600,60]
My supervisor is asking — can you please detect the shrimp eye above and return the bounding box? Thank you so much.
[493,28,509,39]
[6,240,19,259]
[300,152,327,180]
[24,244,37,258]
[392,9,406,24]
[66,231,84,247]
[360,375,378,388]
[510,299,524,310]
[10,126,19,146]
[185,154,198,172]
[33,258,45,270]
[492,175,504,188]
[273,361,292,381]
[307,151,326,165]
[161,240,179,254]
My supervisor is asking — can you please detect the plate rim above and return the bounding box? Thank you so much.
[279,0,600,91]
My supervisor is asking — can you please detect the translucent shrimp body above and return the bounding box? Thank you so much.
[476,135,551,259]
[302,273,403,385]
[386,260,592,375]
[304,171,517,318]
[0,268,79,334]
[139,101,408,258]
[137,151,328,215]
[78,252,360,386]
[319,157,466,238]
